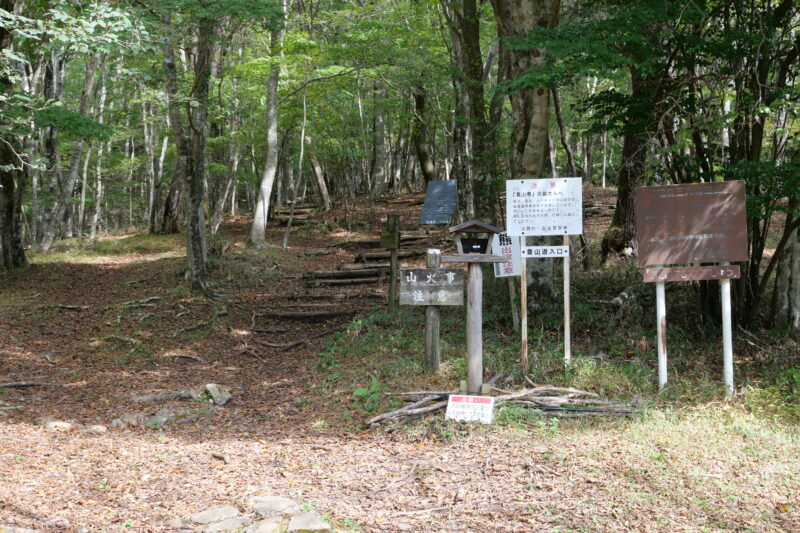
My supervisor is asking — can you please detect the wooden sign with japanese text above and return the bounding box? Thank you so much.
[399,268,464,306]
[636,181,747,266]
[506,178,583,236]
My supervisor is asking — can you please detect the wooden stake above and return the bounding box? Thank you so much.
[467,262,483,394]
[387,214,400,312]
[425,249,441,372]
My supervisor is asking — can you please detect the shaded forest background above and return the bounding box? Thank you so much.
[0,0,798,330]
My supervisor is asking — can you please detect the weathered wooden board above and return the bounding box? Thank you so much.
[399,268,464,306]
[636,181,747,266]
[643,265,741,283]
[419,180,457,225]
[380,231,401,249]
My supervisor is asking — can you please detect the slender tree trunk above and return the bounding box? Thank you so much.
[772,197,800,329]
[250,0,288,247]
[306,137,331,211]
[369,82,387,198]
[77,146,92,238]
[40,53,101,251]
[551,88,577,176]
[412,85,437,183]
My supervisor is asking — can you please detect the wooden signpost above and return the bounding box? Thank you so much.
[635,181,747,396]
[441,221,506,394]
[384,214,400,312]
[399,252,464,371]
[506,178,583,368]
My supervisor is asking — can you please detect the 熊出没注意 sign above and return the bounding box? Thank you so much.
[506,178,582,236]
[399,268,464,306]
[492,232,521,277]
[635,181,747,266]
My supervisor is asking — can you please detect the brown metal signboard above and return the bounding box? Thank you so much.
[636,181,747,266]
[399,268,464,306]
[643,265,741,283]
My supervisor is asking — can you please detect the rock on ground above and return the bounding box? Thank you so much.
[205,516,252,532]
[247,495,300,517]
[245,516,285,533]
[187,506,240,525]
[205,384,232,406]
[286,512,331,532]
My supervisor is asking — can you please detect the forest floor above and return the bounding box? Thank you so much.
[1,189,799,532]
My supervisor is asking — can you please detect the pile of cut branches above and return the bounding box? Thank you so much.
[367,386,637,429]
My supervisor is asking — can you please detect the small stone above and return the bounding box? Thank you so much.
[146,409,175,428]
[111,412,147,427]
[245,515,285,533]
[44,420,73,432]
[0,527,42,533]
[166,518,184,528]
[38,519,70,528]
[205,384,232,406]
[205,516,251,532]
[84,424,107,434]
[398,524,413,532]
[247,495,300,517]
[187,506,240,525]
[454,486,467,502]
[286,511,331,533]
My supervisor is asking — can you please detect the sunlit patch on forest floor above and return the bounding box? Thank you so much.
[1,190,798,532]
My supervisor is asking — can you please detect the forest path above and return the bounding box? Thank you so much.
[3,189,793,532]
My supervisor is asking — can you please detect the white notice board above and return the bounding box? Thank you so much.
[492,232,521,278]
[445,395,495,424]
[506,177,583,236]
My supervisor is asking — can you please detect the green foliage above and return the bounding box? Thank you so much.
[34,106,112,140]
[352,375,384,413]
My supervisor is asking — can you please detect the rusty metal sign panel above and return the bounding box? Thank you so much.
[636,181,747,266]
[643,265,741,283]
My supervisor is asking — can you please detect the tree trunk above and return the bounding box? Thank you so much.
[306,137,331,211]
[412,85,436,183]
[250,0,287,247]
[601,68,648,261]
[772,197,800,329]
[40,52,101,251]
[491,0,560,301]
[369,83,387,198]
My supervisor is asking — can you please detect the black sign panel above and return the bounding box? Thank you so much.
[419,180,457,225]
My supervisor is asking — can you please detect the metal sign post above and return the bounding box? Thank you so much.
[507,178,583,370]
[636,181,747,396]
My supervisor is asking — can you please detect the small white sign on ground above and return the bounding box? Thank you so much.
[522,245,569,258]
[506,177,583,236]
[445,395,495,424]
[492,232,521,278]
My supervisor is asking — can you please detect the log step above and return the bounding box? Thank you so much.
[286,293,385,301]
[355,251,419,262]
[305,269,382,280]
[308,277,381,286]
[258,310,356,320]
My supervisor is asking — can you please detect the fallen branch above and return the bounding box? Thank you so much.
[163,353,206,363]
[56,304,90,311]
[106,336,142,345]
[122,296,161,307]
[375,462,420,493]
[0,381,62,388]
[211,452,230,464]
[172,321,210,338]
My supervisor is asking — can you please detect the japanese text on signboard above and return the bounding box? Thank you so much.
[506,178,583,236]
[445,395,495,424]
[399,268,464,306]
[492,232,521,277]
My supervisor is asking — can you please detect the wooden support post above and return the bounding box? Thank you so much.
[466,262,483,394]
[720,262,734,397]
[656,278,667,391]
[563,234,571,365]
[425,249,441,372]
[387,215,400,312]
[520,237,528,370]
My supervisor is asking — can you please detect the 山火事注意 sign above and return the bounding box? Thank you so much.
[636,181,747,265]
[445,395,495,424]
[399,268,464,306]
[419,180,457,225]
[492,232,521,277]
[506,177,582,236]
